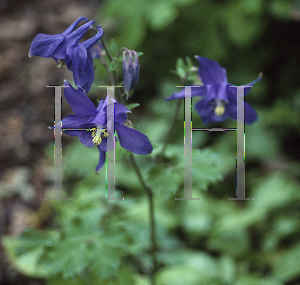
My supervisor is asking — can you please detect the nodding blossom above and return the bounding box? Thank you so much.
[29,17,93,61]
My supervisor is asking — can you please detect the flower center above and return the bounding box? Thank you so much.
[91,127,108,145]
[214,99,226,116]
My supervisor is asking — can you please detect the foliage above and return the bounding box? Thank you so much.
[2,0,300,284]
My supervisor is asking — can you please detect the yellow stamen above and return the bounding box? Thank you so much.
[91,128,108,145]
[214,100,225,116]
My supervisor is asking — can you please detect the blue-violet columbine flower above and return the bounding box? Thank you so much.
[61,81,153,173]
[29,17,94,61]
[65,25,104,93]
[165,56,262,124]
[91,42,103,59]
[123,50,140,99]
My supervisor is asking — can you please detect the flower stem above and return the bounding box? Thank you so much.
[100,38,125,105]
[129,153,158,280]
[159,99,182,160]
[102,38,158,283]
[158,73,189,160]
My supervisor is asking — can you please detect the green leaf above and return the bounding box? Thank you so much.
[156,264,222,285]
[147,1,177,30]
[47,265,136,285]
[250,172,300,211]
[89,233,126,280]
[2,236,50,278]
[107,59,118,72]
[61,140,99,177]
[147,164,183,199]
[125,103,140,110]
[269,0,292,19]
[208,228,250,257]
[235,276,284,285]
[171,57,198,81]
[218,256,236,284]
[223,1,264,46]
[191,148,224,190]
[175,57,186,79]
[273,243,300,281]
[108,38,118,56]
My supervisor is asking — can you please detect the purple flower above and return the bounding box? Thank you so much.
[91,42,103,59]
[61,81,153,173]
[165,56,262,124]
[123,50,140,99]
[29,17,94,61]
[65,25,104,93]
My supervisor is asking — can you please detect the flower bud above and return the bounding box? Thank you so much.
[122,50,140,99]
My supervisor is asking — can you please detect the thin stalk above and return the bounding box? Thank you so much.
[100,38,124,104]
[100,56,115,86]
[158,73,189,161]
[102,38,158,283]
[159,99,182,160]
[129,153,158,275]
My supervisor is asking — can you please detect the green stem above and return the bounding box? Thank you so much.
[100,38,124,104]
[129,153,158,278]
[159,99,182,160]
[102,37,158,283]
[158,73,189,161]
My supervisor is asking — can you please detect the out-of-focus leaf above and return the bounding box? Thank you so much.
[147,1,177,30]
[273,243,300,281]
[147,164,183,199]
[2,236,50,278]
[155,264,222,285]
[235,275,284,285]
[250,172,300,211]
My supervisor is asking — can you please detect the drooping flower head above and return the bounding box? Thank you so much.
[166,56,262,124]
[122,50,140,99]
[91,42,104,59]
[61,81,153,173]
[29,17,94,61]
[65,25,104,93]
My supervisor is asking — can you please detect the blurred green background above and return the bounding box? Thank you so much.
[1,0,300,284]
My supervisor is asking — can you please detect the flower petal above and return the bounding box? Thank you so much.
[244,102,258,124]
[228,74,262,97]
[92,99,108,127]
[29,34,64,58]
[63,81,97,115]
[66,45,88,90]
[165,85,206,101]
[99,136,114,152]
[76,51,95,93]
[207,83,229,102]
[53,20,95,59]
[226,96,258,124]
[228,85,254,97]
[63,130,82,137]
[62,114,91,128]
[82,25,104,49]
[115,123,153,155]
[103,102,130,125]
[195,56,227,85]
[79,131,94,148]
[62,17,89,35]
[96,147,106,174]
